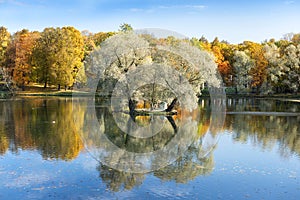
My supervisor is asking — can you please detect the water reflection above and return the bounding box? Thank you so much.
[98,164,145,192]
[0,97,83,160]
[226,113,300,158]
[153,146,215,183]
[94,106,178,153]
[224,98,300,158]
[91,99,218,190]
[73,96,222,173]
[0,97,300,192]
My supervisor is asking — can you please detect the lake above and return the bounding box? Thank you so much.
[0,97,300,199]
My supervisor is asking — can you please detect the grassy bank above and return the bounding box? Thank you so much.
[1,84,300,99]
[0,84,93,98]
[15,90,93,97]
[14,91,300,100]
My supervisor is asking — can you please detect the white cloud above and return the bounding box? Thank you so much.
[128,7,155,13]
[157,4,207,10]
[126,4,207,14]
[129,8,144,12]
[184,5,207,9]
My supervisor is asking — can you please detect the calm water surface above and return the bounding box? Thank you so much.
[0,97,300,199]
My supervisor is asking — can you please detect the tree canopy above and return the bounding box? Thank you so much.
[0,25,299,94]
[32,27,85,90]
[84,31,220,113]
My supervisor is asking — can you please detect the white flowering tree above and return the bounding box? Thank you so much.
[263,43,300,93]
[280,44,300,93]
[84,32,150,95]
[0,27,14,93]
[232,50,255,92]
[84,32,220,113]
[262,43,282,94]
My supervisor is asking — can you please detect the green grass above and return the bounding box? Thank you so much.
[15,89,93,97]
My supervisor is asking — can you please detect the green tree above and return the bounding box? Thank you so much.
[119,23,133,32]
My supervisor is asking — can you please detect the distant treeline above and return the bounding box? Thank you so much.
[0,24,299,94]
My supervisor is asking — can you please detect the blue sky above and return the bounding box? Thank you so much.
[1,0,300,43]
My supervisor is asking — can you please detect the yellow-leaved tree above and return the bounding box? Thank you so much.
[32,26,85,90]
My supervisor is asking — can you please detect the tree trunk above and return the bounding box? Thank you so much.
[167,116,178,133]
[44,81,47,89]
[165,98,177,112]
[21,82,25,91]
[128,98,136,114]
[128,98,137,121]
[57,84,61,91]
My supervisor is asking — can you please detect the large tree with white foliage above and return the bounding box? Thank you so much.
[84,32,221,112]
[280,44,300,93]
[262,43,282,94]
[232,50,255,92]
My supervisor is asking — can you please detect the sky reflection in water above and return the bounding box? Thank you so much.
[0,97,299,199]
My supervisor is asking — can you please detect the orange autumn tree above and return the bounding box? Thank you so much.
[211,37,233,86]
[240,41,268,91]
[8,29,40,90]
[191,37,234,86]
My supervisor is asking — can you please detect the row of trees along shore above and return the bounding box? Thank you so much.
[0,24,300,94]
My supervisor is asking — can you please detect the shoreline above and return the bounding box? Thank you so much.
[199,93,300,99]
[1,90,300,100]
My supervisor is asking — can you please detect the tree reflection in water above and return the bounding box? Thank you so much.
[91,98,218,191]
[98,164,145,192]
[0,98,299,192]
[225,98,300,158]
[0,97,84,160]
[154,147,215,183]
